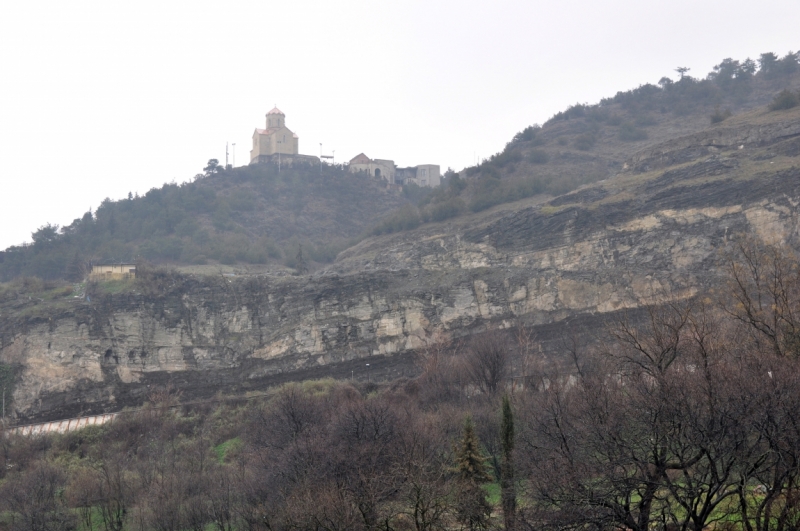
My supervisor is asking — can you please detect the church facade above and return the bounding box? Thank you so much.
[249,107,300,164]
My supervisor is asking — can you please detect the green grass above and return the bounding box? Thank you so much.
[299,378,339,396]
[94,278,136,294]
[213,437,242,463]
[483,482,501,505]
[41,285,74,299]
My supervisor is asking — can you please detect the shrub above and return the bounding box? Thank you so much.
[512,125,541,143]
[618,123,648,141]
[490,149,522,169]
[634,114,658,127]
[428,197,466,222]
[710,107,733,123]
[573,133,597,151]
[370,205,421,236]
[402,183,431,205]
[528,149,549,164]
[768,89,799,111]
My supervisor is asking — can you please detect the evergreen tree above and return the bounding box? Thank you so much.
[500,395,517,530]
[455,415,491,482]
[454,415,492,530]
[295,244,308,275]
[65,251,85,282]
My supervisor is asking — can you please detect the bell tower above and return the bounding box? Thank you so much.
[266,106,285,129]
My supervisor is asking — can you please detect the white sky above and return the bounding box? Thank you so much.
[1,0,798,249]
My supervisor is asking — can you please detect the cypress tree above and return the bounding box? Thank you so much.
[454,415,492,530]
[295,244,308,275]
[500,395,517,530]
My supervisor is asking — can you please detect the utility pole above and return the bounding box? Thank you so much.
[319,143,323,175]
[226,142,229,168]
[232,143,236,167]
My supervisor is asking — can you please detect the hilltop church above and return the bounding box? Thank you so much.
[249,107,439,187]
[250,107,304,164]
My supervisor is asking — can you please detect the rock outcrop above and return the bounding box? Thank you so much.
[2,107,800,423]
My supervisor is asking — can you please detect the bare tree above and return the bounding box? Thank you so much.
[607,300,693,377]
[723,238,800,358]
[395,408,454,531]
[65,466,102,531]
[0,462,76,531]
[466,330,510,394]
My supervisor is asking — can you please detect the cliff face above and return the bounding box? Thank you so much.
[2,107,799,423]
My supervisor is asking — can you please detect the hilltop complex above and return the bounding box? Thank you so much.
[249,107,440,187]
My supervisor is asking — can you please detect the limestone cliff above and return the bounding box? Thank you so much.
[2,106,799,423]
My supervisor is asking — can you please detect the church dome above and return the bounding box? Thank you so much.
[267,107,285,115]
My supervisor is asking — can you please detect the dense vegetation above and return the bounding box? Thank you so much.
[0,161,404,281]
[3,239,800,531]
[370,50,800,235]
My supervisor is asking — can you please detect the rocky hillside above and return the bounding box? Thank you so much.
[386,54,800,228]
[2,95,799,422]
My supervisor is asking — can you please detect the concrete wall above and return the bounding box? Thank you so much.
[414,165,441,187]
[395,165,440,187]
[90,264,136,280]
[252,153,320,166]
[9,413,117,436]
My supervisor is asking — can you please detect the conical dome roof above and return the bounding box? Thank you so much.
[267,106,285,115]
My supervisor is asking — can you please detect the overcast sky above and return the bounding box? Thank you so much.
[1,0,798,249]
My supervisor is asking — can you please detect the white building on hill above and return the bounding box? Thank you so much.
[349,154,440,187]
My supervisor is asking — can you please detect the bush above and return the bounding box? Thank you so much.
[573,133,597,151]
[512,125,541,143]
[528,149,549,164]
[370,205,422,236]
[427,197,466,222]
[618,123,648,141]
[768,89,799,111]
[490,149,522,169]
[634,114,658,127]
[710,107,733,123]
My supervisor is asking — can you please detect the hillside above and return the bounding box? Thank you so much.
[377,51,800,230]
[2,52,798,284]
[4,50,800,531]
[1,77,799,423]
[0,162,407,281]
